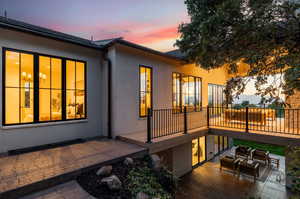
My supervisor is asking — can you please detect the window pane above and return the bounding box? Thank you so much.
[66,90,76,119]
[214,136,219,155]
[199,137,206,162]
[39,56,51,88]
[21,53,34,88]
[219,136,224,151]
[6,51,20,88]
[76,62,85,90]
[76,90,85,118]
[139,66,152,117]
[51,90,62,120]
[21,88,33,123]
[182,76,189,107]
[39,89,51,121]
[66,60,76,90]
[188,76,195,108]
[140,94,146,116]
[51,58,62,89]
[192,139,199,166]
[224,136,228,149]
[5,88,20,124]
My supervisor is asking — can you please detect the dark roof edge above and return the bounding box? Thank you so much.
[103,38,187,62]
[0,17,103,50]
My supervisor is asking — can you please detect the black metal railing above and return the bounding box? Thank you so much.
[146,107,207,143]
[146,106,300,143]
[209,106,300,135]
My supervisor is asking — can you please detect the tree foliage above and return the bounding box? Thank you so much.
[176,0,300,105]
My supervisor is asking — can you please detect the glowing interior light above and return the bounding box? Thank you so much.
[22,72,27,77]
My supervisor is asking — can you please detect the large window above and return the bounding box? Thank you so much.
[172,73,202,112]
[139,66,152,117]
[208,84,225,116]
[3,48,86,125]
[208,84,225,107]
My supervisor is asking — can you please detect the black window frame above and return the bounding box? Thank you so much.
[172,72,202,112]
[2,47,87,126]
[139,65,153,118]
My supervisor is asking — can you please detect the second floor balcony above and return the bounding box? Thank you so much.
[118,106,300,151]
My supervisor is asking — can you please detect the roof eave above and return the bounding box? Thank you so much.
[0,21,104,51]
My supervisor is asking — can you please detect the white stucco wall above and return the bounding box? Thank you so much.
[110,44,227,137]
[0,28,106,153]
[172,142,192,177]
[109,44,181,136]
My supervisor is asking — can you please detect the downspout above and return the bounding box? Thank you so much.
[104,49,112,139]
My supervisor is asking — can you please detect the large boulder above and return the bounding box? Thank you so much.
[124,157,134,166]
[101,175,122,190]
[150,154,162,171]
[136,192,150,199]
[96,165,112,176]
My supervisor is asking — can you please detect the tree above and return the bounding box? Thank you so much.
[176,0,300,105]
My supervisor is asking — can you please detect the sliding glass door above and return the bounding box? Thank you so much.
[192,136,206,167]
[214,136,230,155]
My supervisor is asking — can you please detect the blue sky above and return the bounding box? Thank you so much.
[0,0,189,51]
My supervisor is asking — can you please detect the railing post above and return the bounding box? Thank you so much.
[147,108,152,143]
[184,106,188,134]
[207,106,210,127]
[245,107,249,132]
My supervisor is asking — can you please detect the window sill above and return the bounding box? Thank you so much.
[1,119,88,130]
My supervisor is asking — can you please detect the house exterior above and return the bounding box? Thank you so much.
[0,17,299,180]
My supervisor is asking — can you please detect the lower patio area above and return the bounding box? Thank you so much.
[176,152,293,199]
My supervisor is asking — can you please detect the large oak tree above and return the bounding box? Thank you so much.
[176,0,300,105]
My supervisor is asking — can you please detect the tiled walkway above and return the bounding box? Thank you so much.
[21,181,95,199]
[176,154,293,199]
[0,139,146,198]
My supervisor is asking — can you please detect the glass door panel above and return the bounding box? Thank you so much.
[192,139,199,166]
[199,137,206,163]
[214,136,219,155]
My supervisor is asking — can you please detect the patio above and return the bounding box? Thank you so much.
[0,139,147,199]
[176,152,293,199]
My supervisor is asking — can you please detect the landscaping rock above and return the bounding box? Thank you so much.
[150,154,162,171]
[124,157,134,166]
[101,175,122,190]
[136,192,150,199]
[96,165,112,176]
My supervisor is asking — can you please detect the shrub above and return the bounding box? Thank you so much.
[126,166,174,199]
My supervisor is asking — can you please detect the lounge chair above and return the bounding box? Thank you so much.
[235,146,251,159]
[237,160,260,182]
[220,156,240,174]
[251,149,270,165]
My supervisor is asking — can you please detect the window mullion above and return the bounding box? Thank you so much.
[62,59,66,121]
[19,53,21,123]
[33,54,39,123]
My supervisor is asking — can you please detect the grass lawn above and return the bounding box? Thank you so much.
[233,139,285,156]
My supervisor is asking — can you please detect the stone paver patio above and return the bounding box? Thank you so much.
[176,154,294,199]
[0,139,146,198]
[21,181,95,199]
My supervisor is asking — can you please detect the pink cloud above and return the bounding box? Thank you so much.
[45,21,180,50]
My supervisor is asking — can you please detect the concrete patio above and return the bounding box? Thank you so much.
[0,139,147,199]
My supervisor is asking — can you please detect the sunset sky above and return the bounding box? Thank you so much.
[0,0,189,52]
